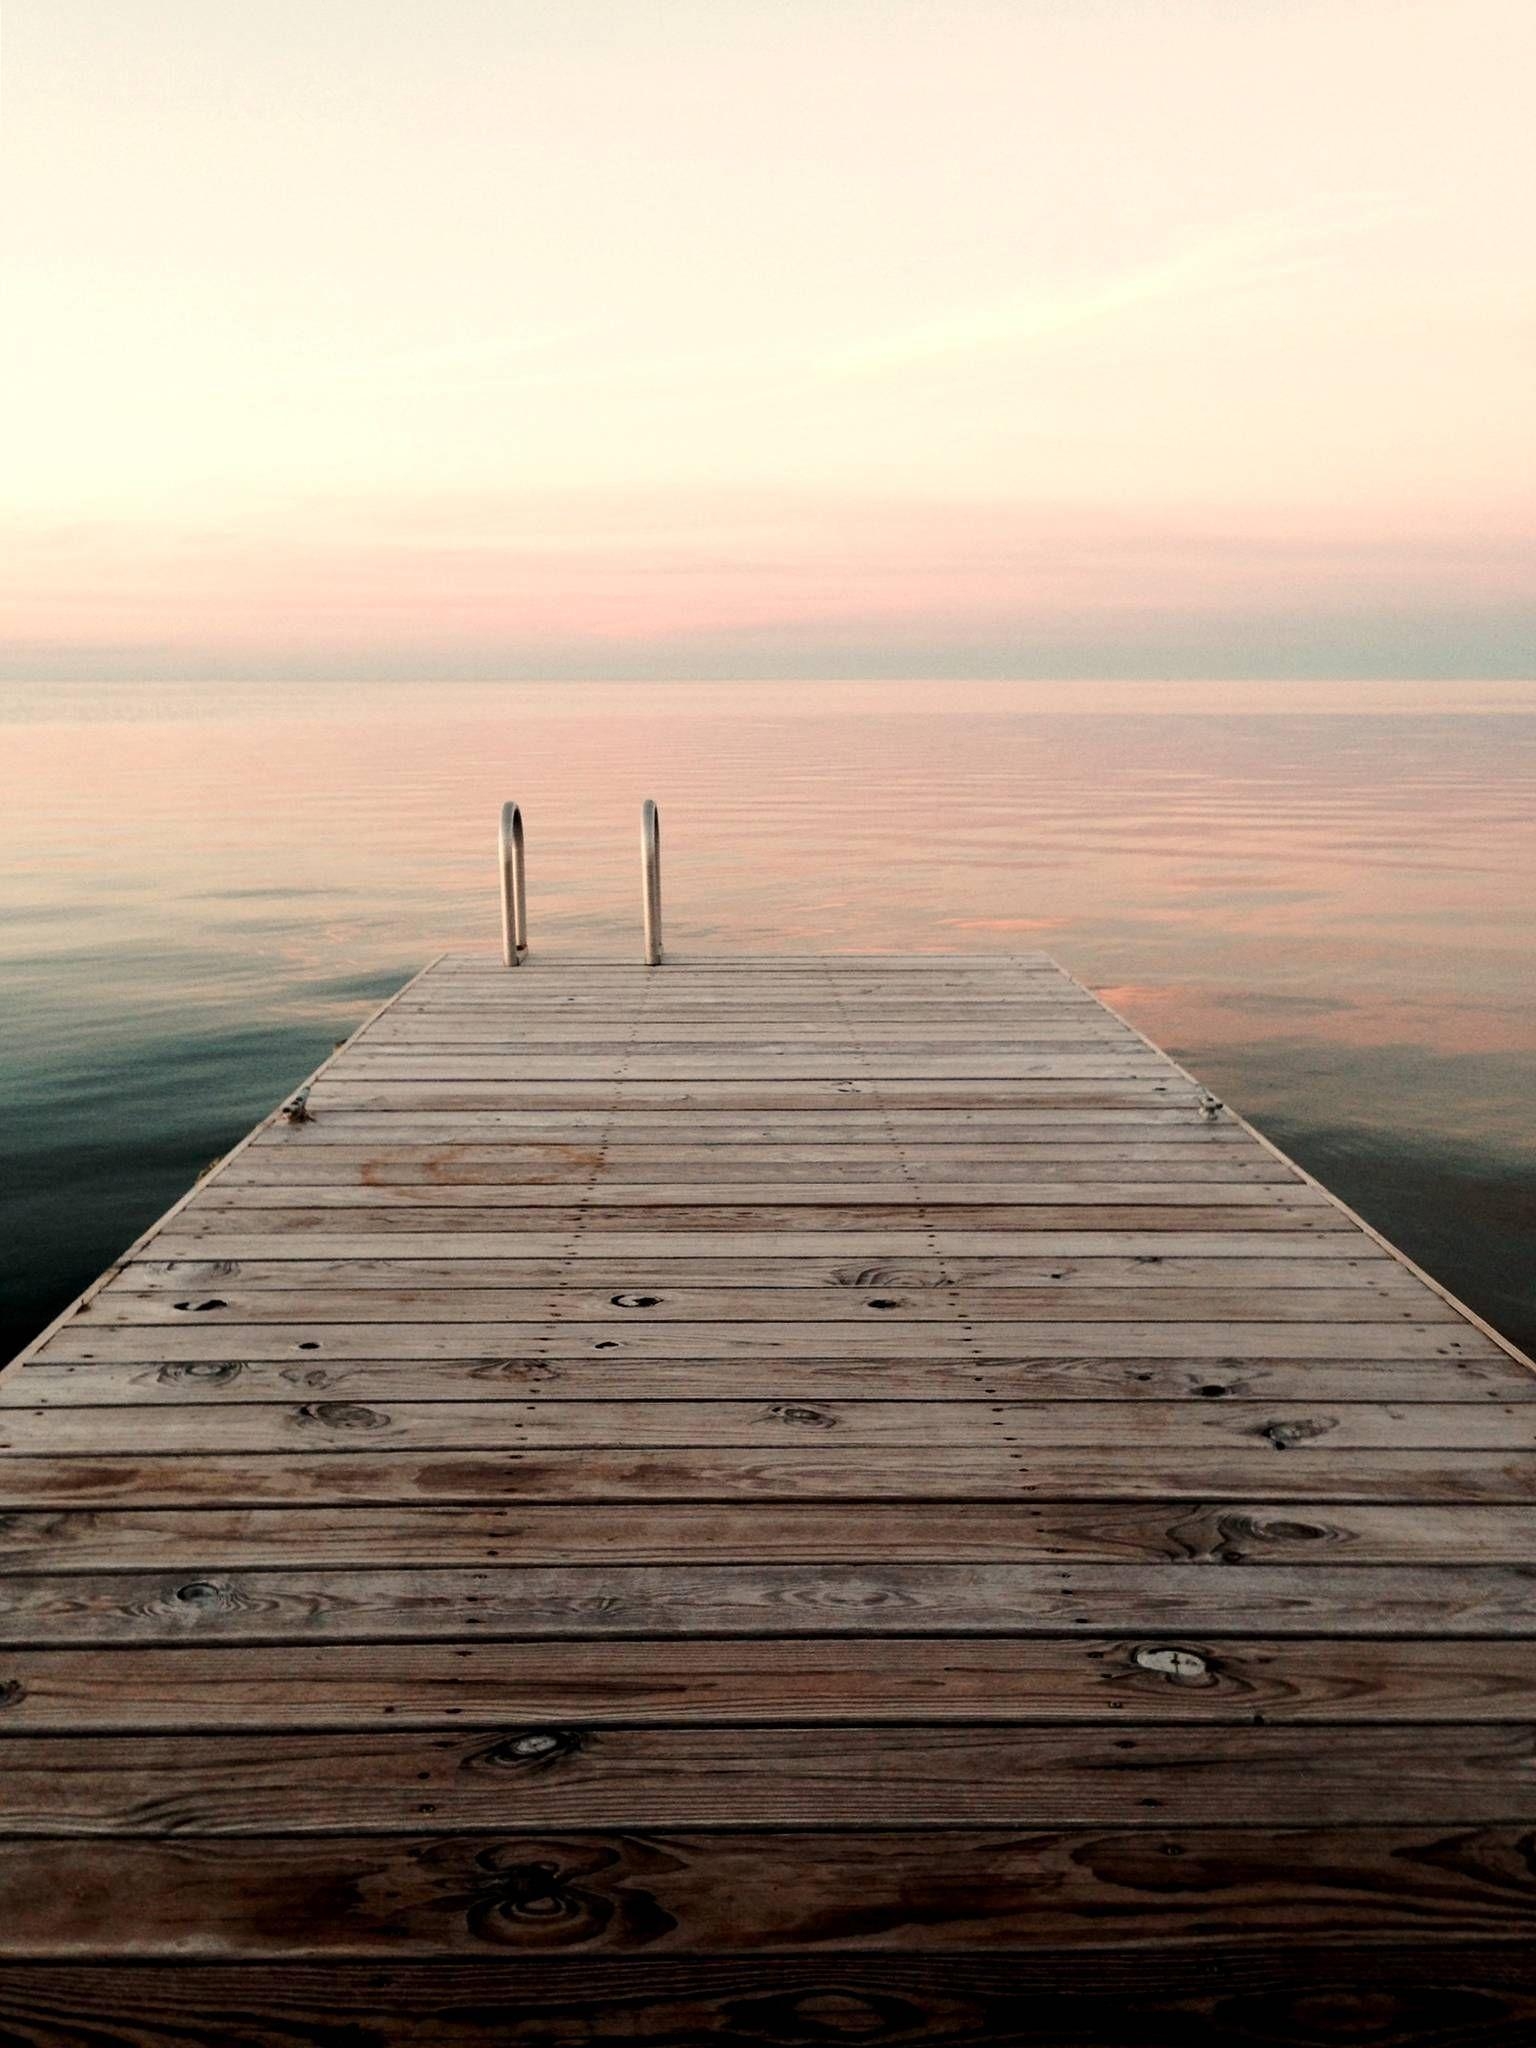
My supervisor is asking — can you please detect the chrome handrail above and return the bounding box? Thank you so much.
[499,801,528,967]
[641,798,662,965]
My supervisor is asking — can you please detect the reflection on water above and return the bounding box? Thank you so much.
[3,679,1534,1356]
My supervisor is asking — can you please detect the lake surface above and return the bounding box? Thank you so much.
[4,678,1534,1360]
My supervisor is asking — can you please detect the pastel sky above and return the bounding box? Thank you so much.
[3,0,1533,681]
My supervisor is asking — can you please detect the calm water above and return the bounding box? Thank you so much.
[4,678,1535,1360]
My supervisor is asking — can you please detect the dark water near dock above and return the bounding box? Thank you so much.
[3,678,1534,1360]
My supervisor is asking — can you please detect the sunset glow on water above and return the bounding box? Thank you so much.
[3,678,1533,1357]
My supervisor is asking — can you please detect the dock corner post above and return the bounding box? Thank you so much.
[499,801,527,967]
[641,798,662,965]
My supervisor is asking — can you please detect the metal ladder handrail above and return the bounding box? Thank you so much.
[641,798,662,966]
[499,801,528,967]
[497,800,662,965]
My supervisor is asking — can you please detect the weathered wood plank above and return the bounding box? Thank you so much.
[80,1281,1447,1325]
[419,960,1055,970]
[421,977,1055,991]
[16,1357,1519,1408]
[6,1563,1536,1644]
[387,1007,1121,1022]
[364,1020,1141,1041]
[259,1108,1223,1137]
[2,1725,1535,1833]
[112,1252,1407,1290]
[334,1057,1176,1079]
[347,1048,1166,1069]
[385,1003,1123,1021]
[3,1826,1536,1952]
[192,1179,1325,1210]
[32,1317,1498,1364]
[222,1149,1293,1184]
[8,1635,1536,1729]
[245,1129,1255,1155]
[18,1361,1526,1414]
[159,1206,1352,1242]
[5,1501,1536,1571]
[366,1038,1143,1058]
[309,1081,1207,1109]
[5,1446,1533,1506]
[3,1953,1535,2048]
[4,1400,1530,1457]
[148,1227,1375,1260]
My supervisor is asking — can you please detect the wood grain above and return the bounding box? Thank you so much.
[4,1827,1536,1952]
[4,1724,1536,1832]
[3,1952,1535,2048]
[4,1398,1530,1456]
[8,1634,1536,1730]
[5,949,1535,2013]
[17,1355,1518,1409]
[113,1250,1409,1287]
[37,1318,1499,1362]
[7,1499,1536,1570]
[6,1446,1534,1505]
[6,1562,1536,1645]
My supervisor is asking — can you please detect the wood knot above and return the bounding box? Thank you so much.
[865,1299,900,1311]
[295,1401,389,1431]
[1213,1512,1333,1559]
[470,1729,584,1772]
[172,1298,227,1313]
[0,1678,26,1710]
[462,1855,616,1949]
[768,1403,837,1428]
[474,1359,561,1385]
[610,1294,660,1309]
[458,1843,677,1950]
[1132,1644,1217,1688]
[1260,1416,1337,1450]
[792,1992,898,2036]
[173,1580,229,1611]
[735,1988,920,2040]
[279,1365,335,1390]
[157,1361,243,1387]
[454,1843,675,1949]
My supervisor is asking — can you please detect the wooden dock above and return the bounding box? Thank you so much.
[4,950,1536,2044]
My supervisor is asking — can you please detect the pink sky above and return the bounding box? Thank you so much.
[3,0,1533,680]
